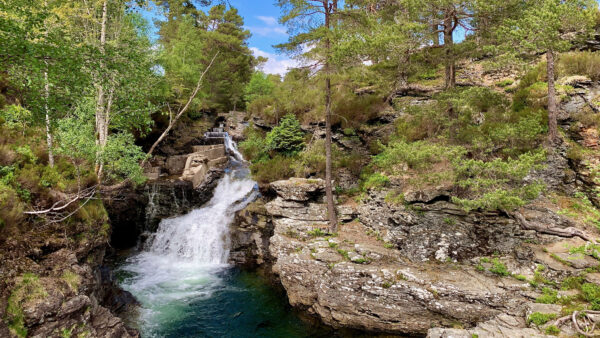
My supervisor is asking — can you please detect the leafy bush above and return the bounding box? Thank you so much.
[557,51,600,81]
[361,172,390,190]
[101,133,147,185]
[244,71,275,103]
[373,140,463,172]
[581,283,600,310]
[527,312,557,326]
[249,155,297,184]
[238,126,269,162]
[452,151,546,212]
[265,114,305,155]
[0,105,32,132]
[489,258,509,276]
[536,287,559,304]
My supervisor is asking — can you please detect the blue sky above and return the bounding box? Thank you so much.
[141,1,296,75]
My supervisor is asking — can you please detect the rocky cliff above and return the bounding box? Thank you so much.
[0,200,138,338]
[230,77,600,337]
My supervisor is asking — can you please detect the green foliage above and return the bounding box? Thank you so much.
[361,172,390,190]
[487,258,509,276]
[238,126,269,163]
[527,312,557,326]
[307,228,327,237]
[101,133,147,185]
[61,271,81,292]
[581,283,600,310]
[495,79,514,87]
[452,151,546,212]
[266,114,305,155]
[7,273,47,338]
[373,140,463,172]
[244,71,275,103]
[536,287,559,304]
[0,105,32,131]
[557,51,600,81]
[545,325,560,336]
[249,155,296,184]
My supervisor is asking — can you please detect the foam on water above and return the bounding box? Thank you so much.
[118,149,257,336]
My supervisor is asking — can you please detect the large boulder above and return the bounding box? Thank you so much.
[270,178,326,201]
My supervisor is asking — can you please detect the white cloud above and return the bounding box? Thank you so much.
[257,16,278,26]
[251,47,299,76]
[248,26,287,36]
[246,15,287,37]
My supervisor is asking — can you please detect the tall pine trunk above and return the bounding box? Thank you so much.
[443,12,455,89]
[546,49,558,143]
[95,0,108,180]
[324,0,337,233]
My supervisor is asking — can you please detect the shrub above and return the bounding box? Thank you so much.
[249,155,297,184]
[495,79,514,87]
[361,172,390,190]
[527,312,557,326]
[238,126,269,163]
[489,258,509,276]
[0,181,25,230]
[0,105,32,132]
[581,283,600,310]
[545,325,560,336]
[373,140,463,172]
[536,287,559,304]
[557,51,600,81]
[101,133,147,185]
[265,114,305,155]
[452,150,546,212]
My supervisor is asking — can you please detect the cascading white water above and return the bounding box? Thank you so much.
[119,140,257,336]
[224,133,245,163]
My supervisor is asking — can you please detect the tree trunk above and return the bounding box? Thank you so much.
[443,12,455,89]
[547,49,558,143]
[44,65,54,168]
[95,0,108,180]
[324,0,338,233]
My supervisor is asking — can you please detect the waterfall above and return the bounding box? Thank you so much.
[119,138,258,336]
[224,133,245,163]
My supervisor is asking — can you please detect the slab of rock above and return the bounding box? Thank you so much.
[270,178,326,201]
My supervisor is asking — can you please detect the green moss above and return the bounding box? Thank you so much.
[536,288,559,304]
[489,258,509,276]
[581,283,600,310]
[527,312,557,326]
[514,274,528,281]
[7,273,48,338]
[544,325,560,335]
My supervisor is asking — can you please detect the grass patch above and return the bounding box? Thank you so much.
[7,273,47,337]
[61,270,81,292]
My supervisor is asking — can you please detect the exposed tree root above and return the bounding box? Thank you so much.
[509,211,595,243]
[553,311,600,337]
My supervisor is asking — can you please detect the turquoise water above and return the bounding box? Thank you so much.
[117,264,334,337]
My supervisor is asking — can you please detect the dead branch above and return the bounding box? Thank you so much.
[142,52,219,166]
[24,185,98,215]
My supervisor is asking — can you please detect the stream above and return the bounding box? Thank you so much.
[115,138,334,337]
